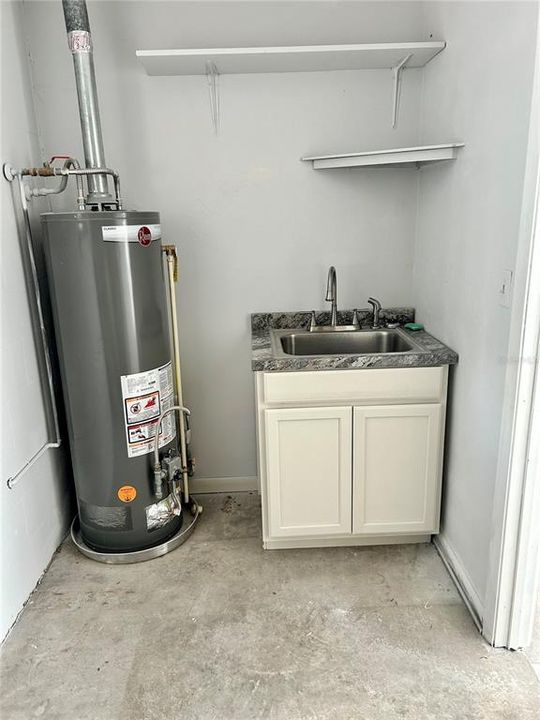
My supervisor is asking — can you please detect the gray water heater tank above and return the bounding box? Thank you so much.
[42,210,182,552]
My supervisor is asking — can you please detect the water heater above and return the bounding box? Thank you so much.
[43,211,184,553]
[5,0,199,562]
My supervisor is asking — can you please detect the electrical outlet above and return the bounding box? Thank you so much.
[499,269,514,309]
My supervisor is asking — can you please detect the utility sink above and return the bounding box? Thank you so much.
[272,328,417,357]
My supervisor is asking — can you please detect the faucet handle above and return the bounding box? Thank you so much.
[309,310,317,331]
[352,309,360,328]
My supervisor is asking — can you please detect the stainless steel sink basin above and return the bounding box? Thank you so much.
[273,329,416,357]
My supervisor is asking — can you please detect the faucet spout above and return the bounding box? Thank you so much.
[325,266,338,326]
[367,296,382,329]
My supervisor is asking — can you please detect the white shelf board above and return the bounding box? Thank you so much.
[302,143,465,170]
[137,42,445,76]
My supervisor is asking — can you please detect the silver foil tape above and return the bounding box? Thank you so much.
[146,494,181,531]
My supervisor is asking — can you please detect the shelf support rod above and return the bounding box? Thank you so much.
[206,60,220,135]
[391,53,412,129]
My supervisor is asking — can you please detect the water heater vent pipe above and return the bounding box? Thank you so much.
[62,0,111,205]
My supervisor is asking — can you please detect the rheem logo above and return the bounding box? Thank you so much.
[137,226,152,246]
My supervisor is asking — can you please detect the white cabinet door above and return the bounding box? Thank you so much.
[353,404,443,535]
[265,406,352,537]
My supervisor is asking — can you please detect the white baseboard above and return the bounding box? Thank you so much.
[188,476,258,494]
[434,533,484,631]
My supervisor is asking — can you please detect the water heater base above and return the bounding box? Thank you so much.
[71,501,200,564]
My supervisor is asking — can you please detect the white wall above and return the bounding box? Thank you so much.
[1,0,72,641]
[414,1,538,613]
[21,1,426,483]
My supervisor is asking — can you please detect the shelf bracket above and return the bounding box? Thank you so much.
[206,61,220,135]
[391,53,412,129]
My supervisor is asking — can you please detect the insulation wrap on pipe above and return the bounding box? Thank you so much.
[62,0,90,33]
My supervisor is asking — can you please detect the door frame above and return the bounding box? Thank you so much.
[483,10,540,648]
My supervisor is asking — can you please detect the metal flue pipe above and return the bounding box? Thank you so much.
[62,0,111,204]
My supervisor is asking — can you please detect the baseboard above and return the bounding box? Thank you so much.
[265,533,431,550]
[188,476,258,494]
[433,534,484,631]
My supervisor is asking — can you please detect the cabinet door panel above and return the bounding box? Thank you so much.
[265,406,352,537]
[353,404,443,535]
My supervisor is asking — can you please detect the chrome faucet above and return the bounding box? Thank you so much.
[325,266,338,326]
[368,297,382,329]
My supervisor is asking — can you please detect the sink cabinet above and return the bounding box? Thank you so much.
[255,366,448,549]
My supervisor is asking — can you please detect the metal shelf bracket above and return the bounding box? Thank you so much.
[206,60,220,135]
[391,53,413,128]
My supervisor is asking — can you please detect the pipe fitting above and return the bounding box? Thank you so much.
[152,405,191,501]
[153,465,165,501]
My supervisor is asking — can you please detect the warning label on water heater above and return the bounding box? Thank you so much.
[120,362,175,458]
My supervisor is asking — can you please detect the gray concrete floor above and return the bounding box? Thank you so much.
[1,492,539,720]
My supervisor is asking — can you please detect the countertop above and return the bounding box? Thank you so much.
[251,309,458,372]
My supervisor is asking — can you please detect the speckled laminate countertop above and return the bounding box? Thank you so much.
[251,309,458,372]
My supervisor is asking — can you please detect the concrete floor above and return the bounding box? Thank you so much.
[1,492,539,720]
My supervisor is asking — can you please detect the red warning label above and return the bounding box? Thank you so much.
[125,391,160,424]
[127,422,158,445]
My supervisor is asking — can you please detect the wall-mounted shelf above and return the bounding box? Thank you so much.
[136,41,445,76]
[302,144,465,170]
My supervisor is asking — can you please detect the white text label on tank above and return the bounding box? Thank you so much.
[121,362,176,458]
[102,224,162,243]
